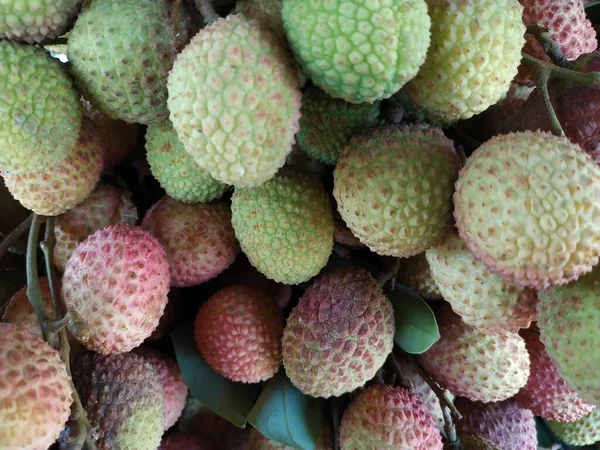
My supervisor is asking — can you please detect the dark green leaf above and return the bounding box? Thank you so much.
[170,324,260,428]
[248,372,325,450]
[388,284,440,354]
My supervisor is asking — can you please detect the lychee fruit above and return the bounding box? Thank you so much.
[418,307,530,403]
[333,124,459,258]
[339,384,443,450]
[142,196,239,287]
[425,231,537,332]
[231,167,333,285]
[282,267,395,398]
[454,131,600,290]
[548,408,600,446]
[159,432,215,450]
[194,285,284,383]
[0,323,72,450]
[61,223,170,355]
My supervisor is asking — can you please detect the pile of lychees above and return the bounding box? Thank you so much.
[0,0,599,449]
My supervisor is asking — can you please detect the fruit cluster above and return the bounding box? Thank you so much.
[0,0,599,449]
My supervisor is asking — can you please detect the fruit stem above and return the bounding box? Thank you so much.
[526,25,568,67]
[0,213,33,262]
[442,406,463,449]
[194,0,218,25]
[522,53,600,88]
[40,217,63,317]
[376,257,400,288]
[412,357,463,420]
[386,352,412,389]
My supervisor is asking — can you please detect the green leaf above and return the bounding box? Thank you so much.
[170,324,260,428]
[387,284,440,354]
[248,372,325,450]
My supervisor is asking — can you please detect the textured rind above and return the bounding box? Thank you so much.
[406,0,525,123]
[456,400,537,450]
[548,409,600,446]
[3,119,104,216]
[54,183,132,272]
[73,352,164,450]
[61,224,170,355]
[231,167,333,285]
[333,124,459,258]
[282,267,395,398]
[168,14,301,187]
[142,196,239,287]
[133,346,188,431]
[194,285,284,383]
[297,86,381,165]
[425,231,537,332]
[0,41,82,174]
[520,0,597,60]
[159,432,214,450]
[0,323,72,450]
[248,427,332,449]
[538,266,600,407]
[146,122,229,204]
[418,307,530,402]
[396,253,442,300]
[282,0,431,104]
[3,277,58,337]
[515,330,595,422]
[0,0,80,43]
[454,131,600,290]
[459,435,500,450]
[68,0,192,125]
[339,385,443,450]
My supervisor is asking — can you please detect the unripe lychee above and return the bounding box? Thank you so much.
[515,330,595,422]
[425,231,537,332]
[456,399,538,450]
[3,119,103,216]
[418,307,530,403]
[248,426,332,449]
[61,223,170,355]
[159,432,214,450]
[0,323,73,450]
[538,265,600,407]
[454,131,600,290]
[340,385,443,450]
[73,352,164,450]
[333,125,459,258]
[282,267,395,398]
[54,183,135,272]
[3,277,57,337]
[396,254,442,301]
[548,408,600,446]
[133,346,188,430]
[194,285,284,383]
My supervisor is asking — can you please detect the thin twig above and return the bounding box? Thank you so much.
[376,258,400,288]
[41,217,62,317]
[194,0,218,25]
[526,25,567,67]
[386,353,411,389]
[0,214,33,261]
[522,53,600,88]
[442,406,462,450]
[413,358,463,420]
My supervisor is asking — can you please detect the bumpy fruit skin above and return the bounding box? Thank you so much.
[333,125,459,258]
[459,435,500,450]
[282,267,395,397]
[248,427,332,450]
[425,231,537,332]
[61,224,170,355]
[0,42,82,174]
[73,352,164,450]
[54,183,134,272]
[3,277,58,337]
[456,400,537,450]
[406,0,525,123]
[146,122,229,204]
[538,266,600,407]
[0,0,80,43]
[282,0,431,104]
[515,330,595,421]
[340,385,443,450]
[68,0,193,125]
[3,119,104,216]
[133,346,188,430]
[231,168,333,285]
[0,323,72,450]
[194,285,284,383]
[142,197,239,287]
[168,14,301,188]
[396,253,442,300]
[520,0,596,60]
[548,409,600,446]
[297,86,381,165]
[454,131,600,290]
[159,432,214,450]
[418,307,530,402]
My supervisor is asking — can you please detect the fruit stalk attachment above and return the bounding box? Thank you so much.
[194,0,218,24]
[0,213,33,261]
[527,25,567,66]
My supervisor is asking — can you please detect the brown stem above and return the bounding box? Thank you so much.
[386,352,411,389]
[377,258,400,288]
[442,406,462,450]
[0,213,33,261]
[413,358,463,420]
[194,0,218,25]
[526,25,567,67]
